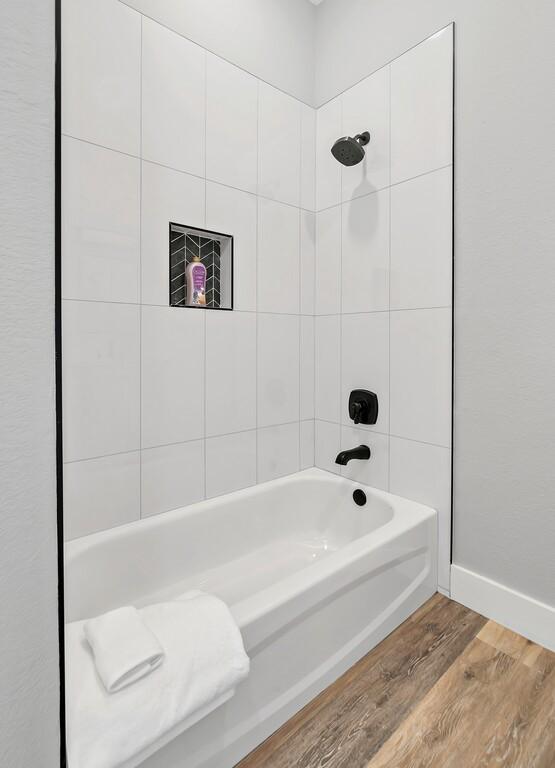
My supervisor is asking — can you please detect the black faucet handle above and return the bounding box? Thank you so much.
[348,390,378,426]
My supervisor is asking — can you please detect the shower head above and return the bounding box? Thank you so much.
[331,131,370,166]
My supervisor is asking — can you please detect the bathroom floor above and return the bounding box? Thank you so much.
[237,594,555,768]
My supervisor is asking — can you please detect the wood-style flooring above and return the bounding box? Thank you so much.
[237,594,555,768]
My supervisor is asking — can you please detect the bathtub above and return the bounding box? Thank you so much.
[65,468,437,768]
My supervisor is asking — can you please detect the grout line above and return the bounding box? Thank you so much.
[298,105,303,469]
[312,419,452,451]
[120,2,317,108]
[315,22,455,109]
[64,418,316,467]
[62,132,327,215]
[338,93,344,463]
[387,63,392,493]
[255,79,260,484]
[139,15,143,518]
[313,162,453,214]
[203,47,208,501]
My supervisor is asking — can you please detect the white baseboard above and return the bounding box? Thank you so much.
[451,564,555,653]
[437,585,450,598]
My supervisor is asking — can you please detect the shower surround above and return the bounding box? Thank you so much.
[61,0,452,588]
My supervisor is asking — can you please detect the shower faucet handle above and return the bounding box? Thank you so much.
[348,390,378,426]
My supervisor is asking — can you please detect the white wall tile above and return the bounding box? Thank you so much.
[341,66,390,201]
[390,436,451,589]
[62,301,140,461]
[141,440,204,517]
[141,161,205,306]
[141,305,205,448]
[206,311,256,437]
[300,421,315,469]
[315,205,341,315]
[300,316,315,420]
[390,308,452,447]
[257,423,300,483]
[340,427,389,490]
[258,83,301,206]
[205,182,257,312]
[64,452,140,540]
[315,315,340,423]
[316,97,342,211]
[341,312,389,433]
[257,314,300,428]
[300,211,315,315]
[300,104,316,211]
[391,27,453,184]
[62,0,141,154]
[62,137,140,303]
[206,431,257,498]
[314,420,341,474]
[257,198,300,314]
[342,189,389,313]
[390,166,452,310]
[206,54,258,193]
[142,18,205,176]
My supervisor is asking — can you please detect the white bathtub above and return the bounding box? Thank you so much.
[65,468,437,768]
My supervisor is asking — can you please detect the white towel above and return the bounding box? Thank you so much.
[66,593,250,768]
[84,606,165,693]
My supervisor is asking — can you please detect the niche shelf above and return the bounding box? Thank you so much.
[169,222,233,310]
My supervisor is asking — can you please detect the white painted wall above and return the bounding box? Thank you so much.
[0,1,60,766]
[315,0,555,608]
[120,0,316,105]
[313,28,454,591]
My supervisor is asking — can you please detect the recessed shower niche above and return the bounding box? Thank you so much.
[169,223,233,310]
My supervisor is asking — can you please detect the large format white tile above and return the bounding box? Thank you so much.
[141,161,205,306]
[315,315,340,423]
[314,420,341,474]
[341,66,390,201]
[141,441,204,517]
[390,166,452,310]
[300,316,315,420]
[342,189,390,313]
[390,308,452,447]
[315,205,341,315]
[390,436,452,589]
[300,420,315,469]
[206,311,256,436]
[258,83,301,206]
[62,0,141,154]
[64,452,140,540]
[341,312,389,433]
[300,211,316,315]
[206,54,258,194]
[142,18,205,176]
[62,137,140,303]
[206,182,257,312]
[257,423,300,483]
[141,305,205,448]
[339,427,389,490]
[257,314,300,428]
[63,301,140,461]
[300,104,316,211]
[257,198,300,314]
[316,97,342,211]
[206,431,257,498]
[391,26,453,183]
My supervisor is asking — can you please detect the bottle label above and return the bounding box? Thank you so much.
[189,264,206,305]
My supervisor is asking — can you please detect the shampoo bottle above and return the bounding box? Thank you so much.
[185,255,207,306]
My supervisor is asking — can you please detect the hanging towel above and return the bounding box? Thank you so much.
[66,592,250,768]
[84,606,165,693]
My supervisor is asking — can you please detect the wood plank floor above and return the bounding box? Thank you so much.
[237,594,555,768]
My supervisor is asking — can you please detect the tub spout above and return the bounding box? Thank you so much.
[335,445,371,465]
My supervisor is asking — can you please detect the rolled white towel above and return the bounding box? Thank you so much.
[84,606,165,693]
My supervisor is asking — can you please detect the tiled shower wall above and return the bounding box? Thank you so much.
[61,0,317,539]
[313,27,454,590]
[61,0,453,591]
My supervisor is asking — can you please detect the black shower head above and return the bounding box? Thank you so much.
[331,131,370,166]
